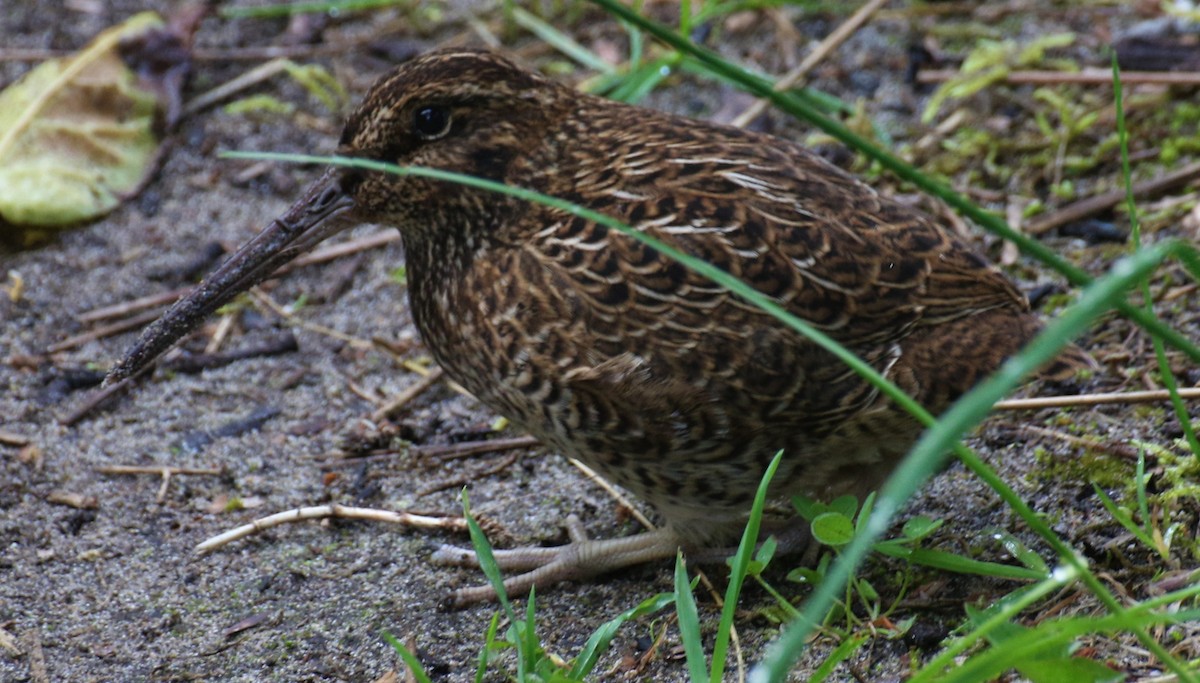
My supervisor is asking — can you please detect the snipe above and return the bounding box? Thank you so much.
[109,49,1078,605]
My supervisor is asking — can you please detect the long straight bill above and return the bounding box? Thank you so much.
[104,169,355,384]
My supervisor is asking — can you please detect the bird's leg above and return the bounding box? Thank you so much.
[431,515,682,606]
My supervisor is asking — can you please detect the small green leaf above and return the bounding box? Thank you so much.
[791,494,823,521]
[1019,658,1124,683]
[786,566,822,585]
[811,512,855,547]
[989,529,1049,574]
[224,94,296,116]
[901,515,943,542]
[829,494,859,519]
[855,578,878,603]
[754,535,777,567]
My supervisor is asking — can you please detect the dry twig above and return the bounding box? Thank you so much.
[417,453,520,496]
[730,0,889,128]
[371,367,445,422]
[1018,425,1140,461]
[98,464,223,502]
[0,431,30,447]
[76,286,191,324]
[917,69,1200,87]
[1026,161,1200,235]
[994,388,1200,411]
[196,504,468,553]
[413,435,540,461]
[60,363,153,426]
[568,458,656,530]
[250,288,375,349]
[182,57,291,118]
[48,309,162,354]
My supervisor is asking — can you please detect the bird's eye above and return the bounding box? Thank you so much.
[413,106,451,140]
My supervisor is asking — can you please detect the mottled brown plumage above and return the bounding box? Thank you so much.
[110,49,1057,604]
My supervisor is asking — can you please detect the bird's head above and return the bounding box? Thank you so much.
[336,49,566,225]
[105,49,567,384]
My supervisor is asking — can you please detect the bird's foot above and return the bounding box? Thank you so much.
[431,515,680,607]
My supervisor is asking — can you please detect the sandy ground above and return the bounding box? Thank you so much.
[2,2,1195,682]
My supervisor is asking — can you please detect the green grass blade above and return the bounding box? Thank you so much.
[608,54,678,103]
[1135,450,1152,540]
[474,612,501,683]
[520,586,538,681]
[1093,484,1160,556]
[933,607,1200,683]
[808,634,868,683]
[569,592,675,678]
[675,553,710,683]
[873,544,1046,581]
[909,572,1077,683]
[381,630,434,683]
[512,7,615,75]
[711,450,783,683]
[989,529,1049,574]
[460,490,516,626]
[1112,55,1200,457]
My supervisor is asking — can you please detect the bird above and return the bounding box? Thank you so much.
[107,48,1083,605]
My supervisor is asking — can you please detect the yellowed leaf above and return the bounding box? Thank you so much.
[0,12,165,228]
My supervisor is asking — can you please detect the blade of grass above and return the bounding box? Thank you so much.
[569,591,675,678]
[1113,55,1200,457]
[952,574,1200,679]
[1093,484,1160,556]
[675,553,709,683]
[512,7,616,75]
[1135,449,1152,540]
[808,633,868,683]
[460,490,516,625]
[936,607,1200,683]
[381,631,434,683]
[473,612,501,683]
[872,544,1046,581]
[608,54,679,103]
[712,450,784,683]
[909,571,1076,682]
[520,586,537,681]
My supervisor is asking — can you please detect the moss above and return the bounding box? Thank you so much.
[1031,441,1130,490]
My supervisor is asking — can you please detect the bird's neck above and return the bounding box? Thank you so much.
[402,228,507,394]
